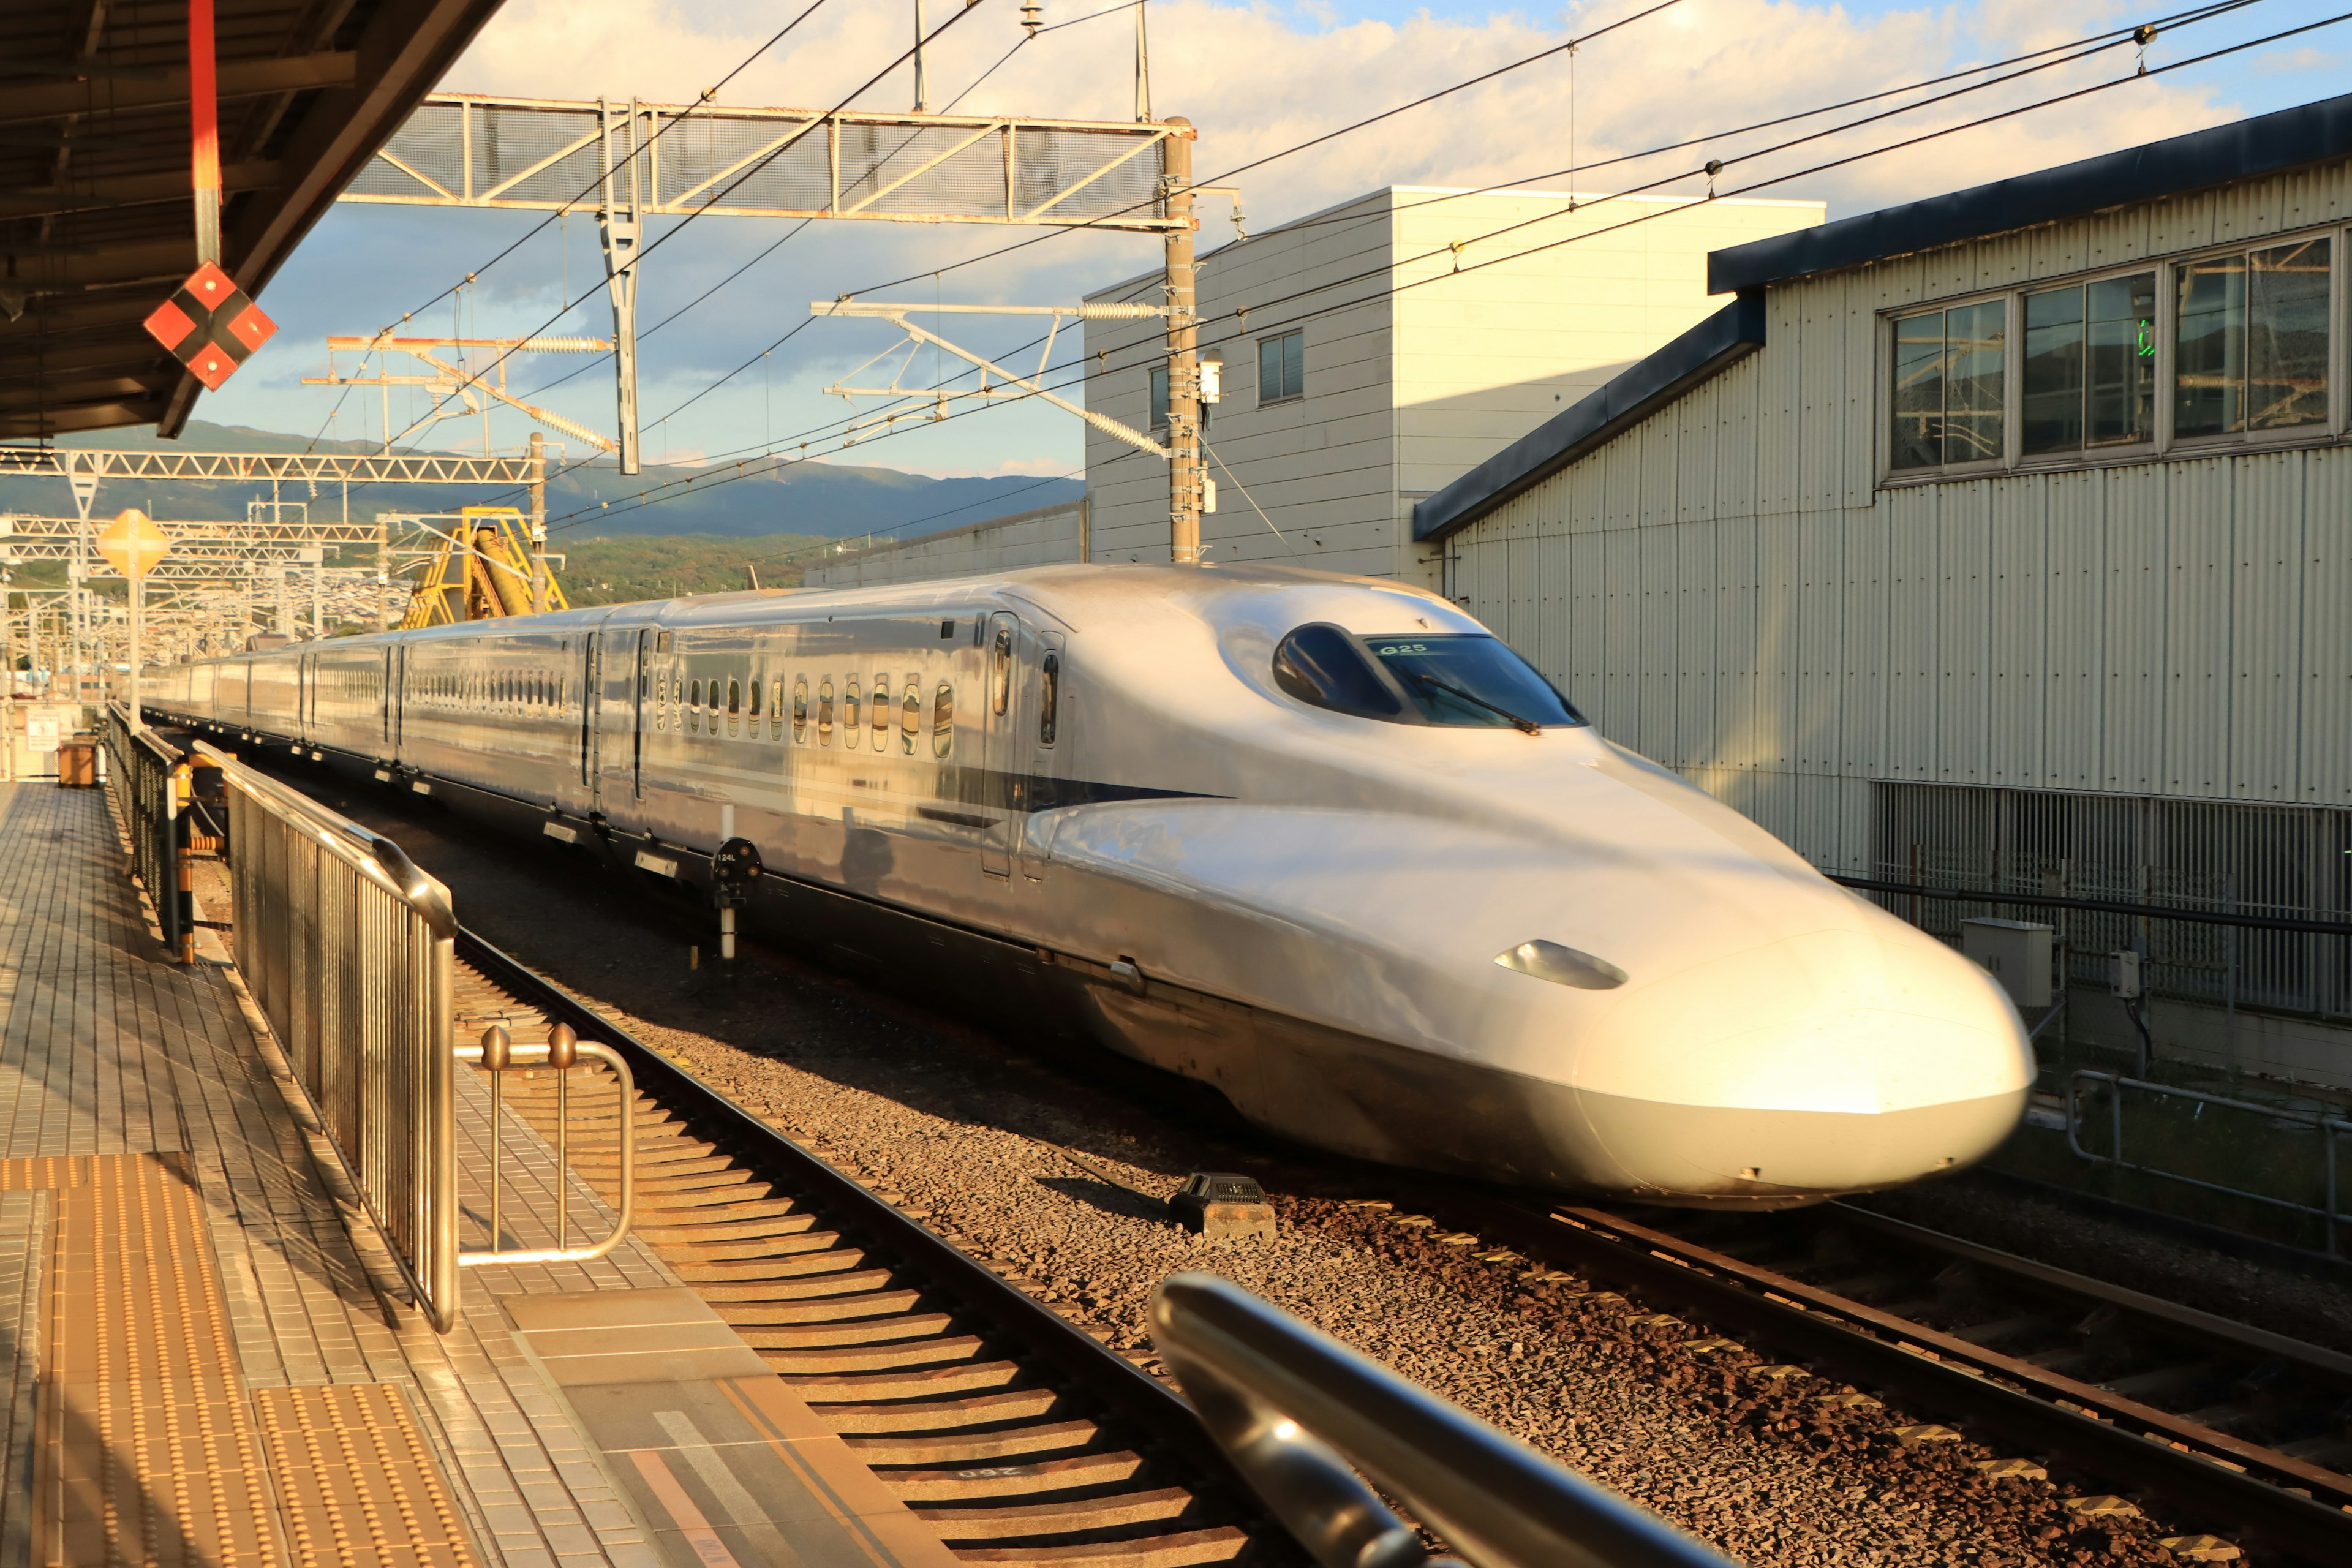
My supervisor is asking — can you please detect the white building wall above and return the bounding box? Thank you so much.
[801,502,1084,588]
[1441,159,2352,881]
[1082,187,1820,583]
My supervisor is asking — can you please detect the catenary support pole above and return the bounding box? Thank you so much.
[599,101,644,476]
[1161,121,1199,565]
[529,431,549,614]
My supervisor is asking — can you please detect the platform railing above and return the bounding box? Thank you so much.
[2065,1069,2352,1256]
[101,704,194,961]
[1149,1272,1735,1568]
[197,739,463,1330]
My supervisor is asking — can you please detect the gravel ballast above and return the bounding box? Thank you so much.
[224,766,2257,1566]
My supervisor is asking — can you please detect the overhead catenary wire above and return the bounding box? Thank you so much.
[363,0,1001,464]
[564,0,2268,514]
[541,3,2344,542]
[366,0,2204,516]
[301,0,843,453]
[514,22,1044,407]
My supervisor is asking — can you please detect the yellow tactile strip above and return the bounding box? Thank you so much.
[252,1385,479,1568]
[27,1152,279,1568]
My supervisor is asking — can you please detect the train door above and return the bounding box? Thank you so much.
[591,627,643,815]
[580,635,600,793]
[978,611,1026,878]
[1017,630,1064,882]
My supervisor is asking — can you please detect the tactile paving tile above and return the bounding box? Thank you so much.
[29,1153,279,1568]
[252,1385,479,1568]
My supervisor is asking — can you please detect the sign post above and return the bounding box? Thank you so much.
[94,510,172,729]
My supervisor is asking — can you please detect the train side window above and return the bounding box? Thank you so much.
[932,682,954,758]
[793,677,809,742]
[748,679,762,719]
[900,676,919,753]
[871,673,889,749]
[818,679,834,744]
[844,677,862,748]
[1039,652,1060,745]
[991,624,1012,715]
[689,678,703,732]
[728,678,741,715]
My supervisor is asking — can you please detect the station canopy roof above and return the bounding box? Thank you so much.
[1,0,507,442]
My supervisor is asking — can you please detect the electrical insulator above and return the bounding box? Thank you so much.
[1199,358,1221,403]
[1020,0,1042,35]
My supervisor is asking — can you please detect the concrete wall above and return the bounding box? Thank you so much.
[801,502,1085,588]
[1082,187,1821,584]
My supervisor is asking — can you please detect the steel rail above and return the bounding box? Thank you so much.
[1421,1190,2352,1563]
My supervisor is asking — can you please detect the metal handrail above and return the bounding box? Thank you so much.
[1149,1273,1735,1568]
[2065,1070,2352,1256]
[197,739,462,1331]
[456,1025,636,1267]
[101,703,194,960]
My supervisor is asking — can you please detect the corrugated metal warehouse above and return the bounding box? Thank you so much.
[1415,94,2352,1085]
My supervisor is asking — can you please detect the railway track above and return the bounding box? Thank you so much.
[1376,1186,2352,1565]
[204,745,2352,1564]
[448,928,1291,1568]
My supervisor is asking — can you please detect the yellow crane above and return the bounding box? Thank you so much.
[399,507,570,628]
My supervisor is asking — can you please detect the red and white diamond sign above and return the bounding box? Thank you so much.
[143,261,277,390]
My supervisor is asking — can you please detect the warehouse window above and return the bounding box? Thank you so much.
[1891,300,2006,470]
[1258,330,1304,404]
[2176,238,2331,439]
[1888,230,2342,483]
[1148,366,1169,431]
[2022,273,2157,455]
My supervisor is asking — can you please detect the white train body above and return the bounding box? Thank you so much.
[149,565,2032,1205]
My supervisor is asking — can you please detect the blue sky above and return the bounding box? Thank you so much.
[192,0,2351,497]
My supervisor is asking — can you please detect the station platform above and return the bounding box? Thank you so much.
[0,779,958,1568]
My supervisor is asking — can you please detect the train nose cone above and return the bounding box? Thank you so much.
[1567,919,2033,1200]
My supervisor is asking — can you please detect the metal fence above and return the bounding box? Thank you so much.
[200,740,462,1330]
[1869,782,2352,1022]
[1150,1272,1732,1568]
[101,704,193,961]
[2065,1071,2352,1256]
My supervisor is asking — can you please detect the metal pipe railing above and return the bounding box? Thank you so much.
[102,703,194,961]
[2065,1070,2352,1256]
[198,739,463,1330]
[1149,1273,1736,1568]
[458,1021,636,1267]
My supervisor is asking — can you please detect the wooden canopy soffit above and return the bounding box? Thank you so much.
[0,0,511,442]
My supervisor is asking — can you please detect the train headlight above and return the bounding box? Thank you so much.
[1494,940,1626,990]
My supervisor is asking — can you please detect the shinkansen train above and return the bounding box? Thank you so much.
[148,564,2033,1206]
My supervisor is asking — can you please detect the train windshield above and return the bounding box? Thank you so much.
[1273,624,1581,731]
[1361,635,1581,730]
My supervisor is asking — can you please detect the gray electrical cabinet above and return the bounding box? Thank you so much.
[1960,918,2054,1009]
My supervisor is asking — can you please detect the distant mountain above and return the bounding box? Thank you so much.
[0,420,1081,541]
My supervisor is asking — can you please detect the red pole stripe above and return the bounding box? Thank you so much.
[189,0,219,195]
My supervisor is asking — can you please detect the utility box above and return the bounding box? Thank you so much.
[1961,919,2054,1009]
